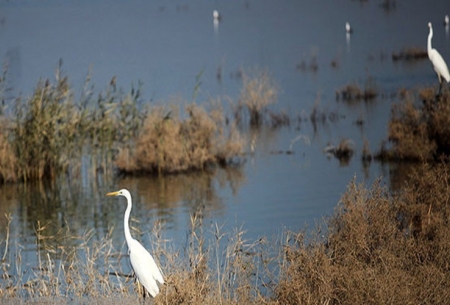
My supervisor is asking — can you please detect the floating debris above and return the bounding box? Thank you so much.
[336,84,377,101]
[392,47,427,61]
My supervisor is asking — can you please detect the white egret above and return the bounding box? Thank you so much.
[213,10,221,22]
[428,22,450,97]
[106,189,164,298]
[345,22,353,34]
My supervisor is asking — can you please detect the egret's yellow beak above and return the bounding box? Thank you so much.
[106,191,120,196]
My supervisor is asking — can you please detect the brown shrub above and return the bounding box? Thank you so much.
[4,164,450,303]
[336,84,377,102]
[115,102,244,175]
[384,98,436,161]
[238,69,278,126]
[275,166,450,304]
[392,47,428,61]
[378,92,450,161]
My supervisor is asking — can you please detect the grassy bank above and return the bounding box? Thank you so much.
[1,162,450,304]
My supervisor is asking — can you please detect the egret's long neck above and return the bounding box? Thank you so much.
[124,194,133,244]
[428,26,433,54]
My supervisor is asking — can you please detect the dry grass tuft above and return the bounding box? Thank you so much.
[12,73,83,181]
[275,165,450,304]
[391,47,428,61]
[0,119,17,183]
[376,91,450,161]
[4,164,450,303]
[0,64,248,182]
[114,102,245,175]
[237,69,279,126]
[336,84,377,102]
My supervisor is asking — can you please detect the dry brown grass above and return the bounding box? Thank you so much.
[0,65,248,182]
[391,47,428,61]
[336,83,377,102]
[236,69,279,126]
[377,90,450,161]
[0,119,17,183]
[275,164,450,304]
[3,163,450,303]
[12,75,83,181]
[114,102,244,175]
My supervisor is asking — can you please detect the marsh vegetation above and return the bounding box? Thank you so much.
[2,162,450,304]
[2,59,450,303]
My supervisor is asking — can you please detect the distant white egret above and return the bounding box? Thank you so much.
[427,22,450,97]
[345,22,353,34]
[106,189,164,298]
[213,10,221,22]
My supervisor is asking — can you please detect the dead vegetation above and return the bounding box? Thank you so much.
[114,102,244,175]
[392,47,428,62]
[376,91,450,161]
[234,69,279,126]
[3,163,450,303]
[275,163,450,304]
[324,138,355,164]
[0,64,282,182]
[336,83,377,102]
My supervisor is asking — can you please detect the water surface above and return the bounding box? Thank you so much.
[0,0,449,274]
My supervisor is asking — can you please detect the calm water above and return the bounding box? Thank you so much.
[0,0,449,271]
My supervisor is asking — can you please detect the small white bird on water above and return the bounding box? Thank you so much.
[106,189,164,298]
[427,22,450,97]
[345,22,353,34]
[213,10,221,22]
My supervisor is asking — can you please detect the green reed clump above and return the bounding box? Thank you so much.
[376,91,450,161]
[12,71,85,181]
[0,66,147,183]
[114,101,244,175]
[0,119,17,183]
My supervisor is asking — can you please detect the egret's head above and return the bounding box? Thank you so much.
[428,22,432,29]
[106,189,130,198]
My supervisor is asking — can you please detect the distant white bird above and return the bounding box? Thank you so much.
[213,10,221,22]
[106,189,164,298]
[428,22,450,96]
[345,22,353,34]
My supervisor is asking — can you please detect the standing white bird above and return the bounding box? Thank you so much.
[106,189,164,298]
[213,10,221,22]
[428,22,450,97]
[345,22,353,34]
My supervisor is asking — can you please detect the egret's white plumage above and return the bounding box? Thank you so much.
[428,22,450,96]
[345,22,353,34]
[213,10,221,22]
[444,14,449,26]
[106,189,164,298]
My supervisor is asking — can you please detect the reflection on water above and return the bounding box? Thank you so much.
[0,165,245,269]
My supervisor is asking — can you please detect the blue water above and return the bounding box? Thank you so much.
[0,0,449,272]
